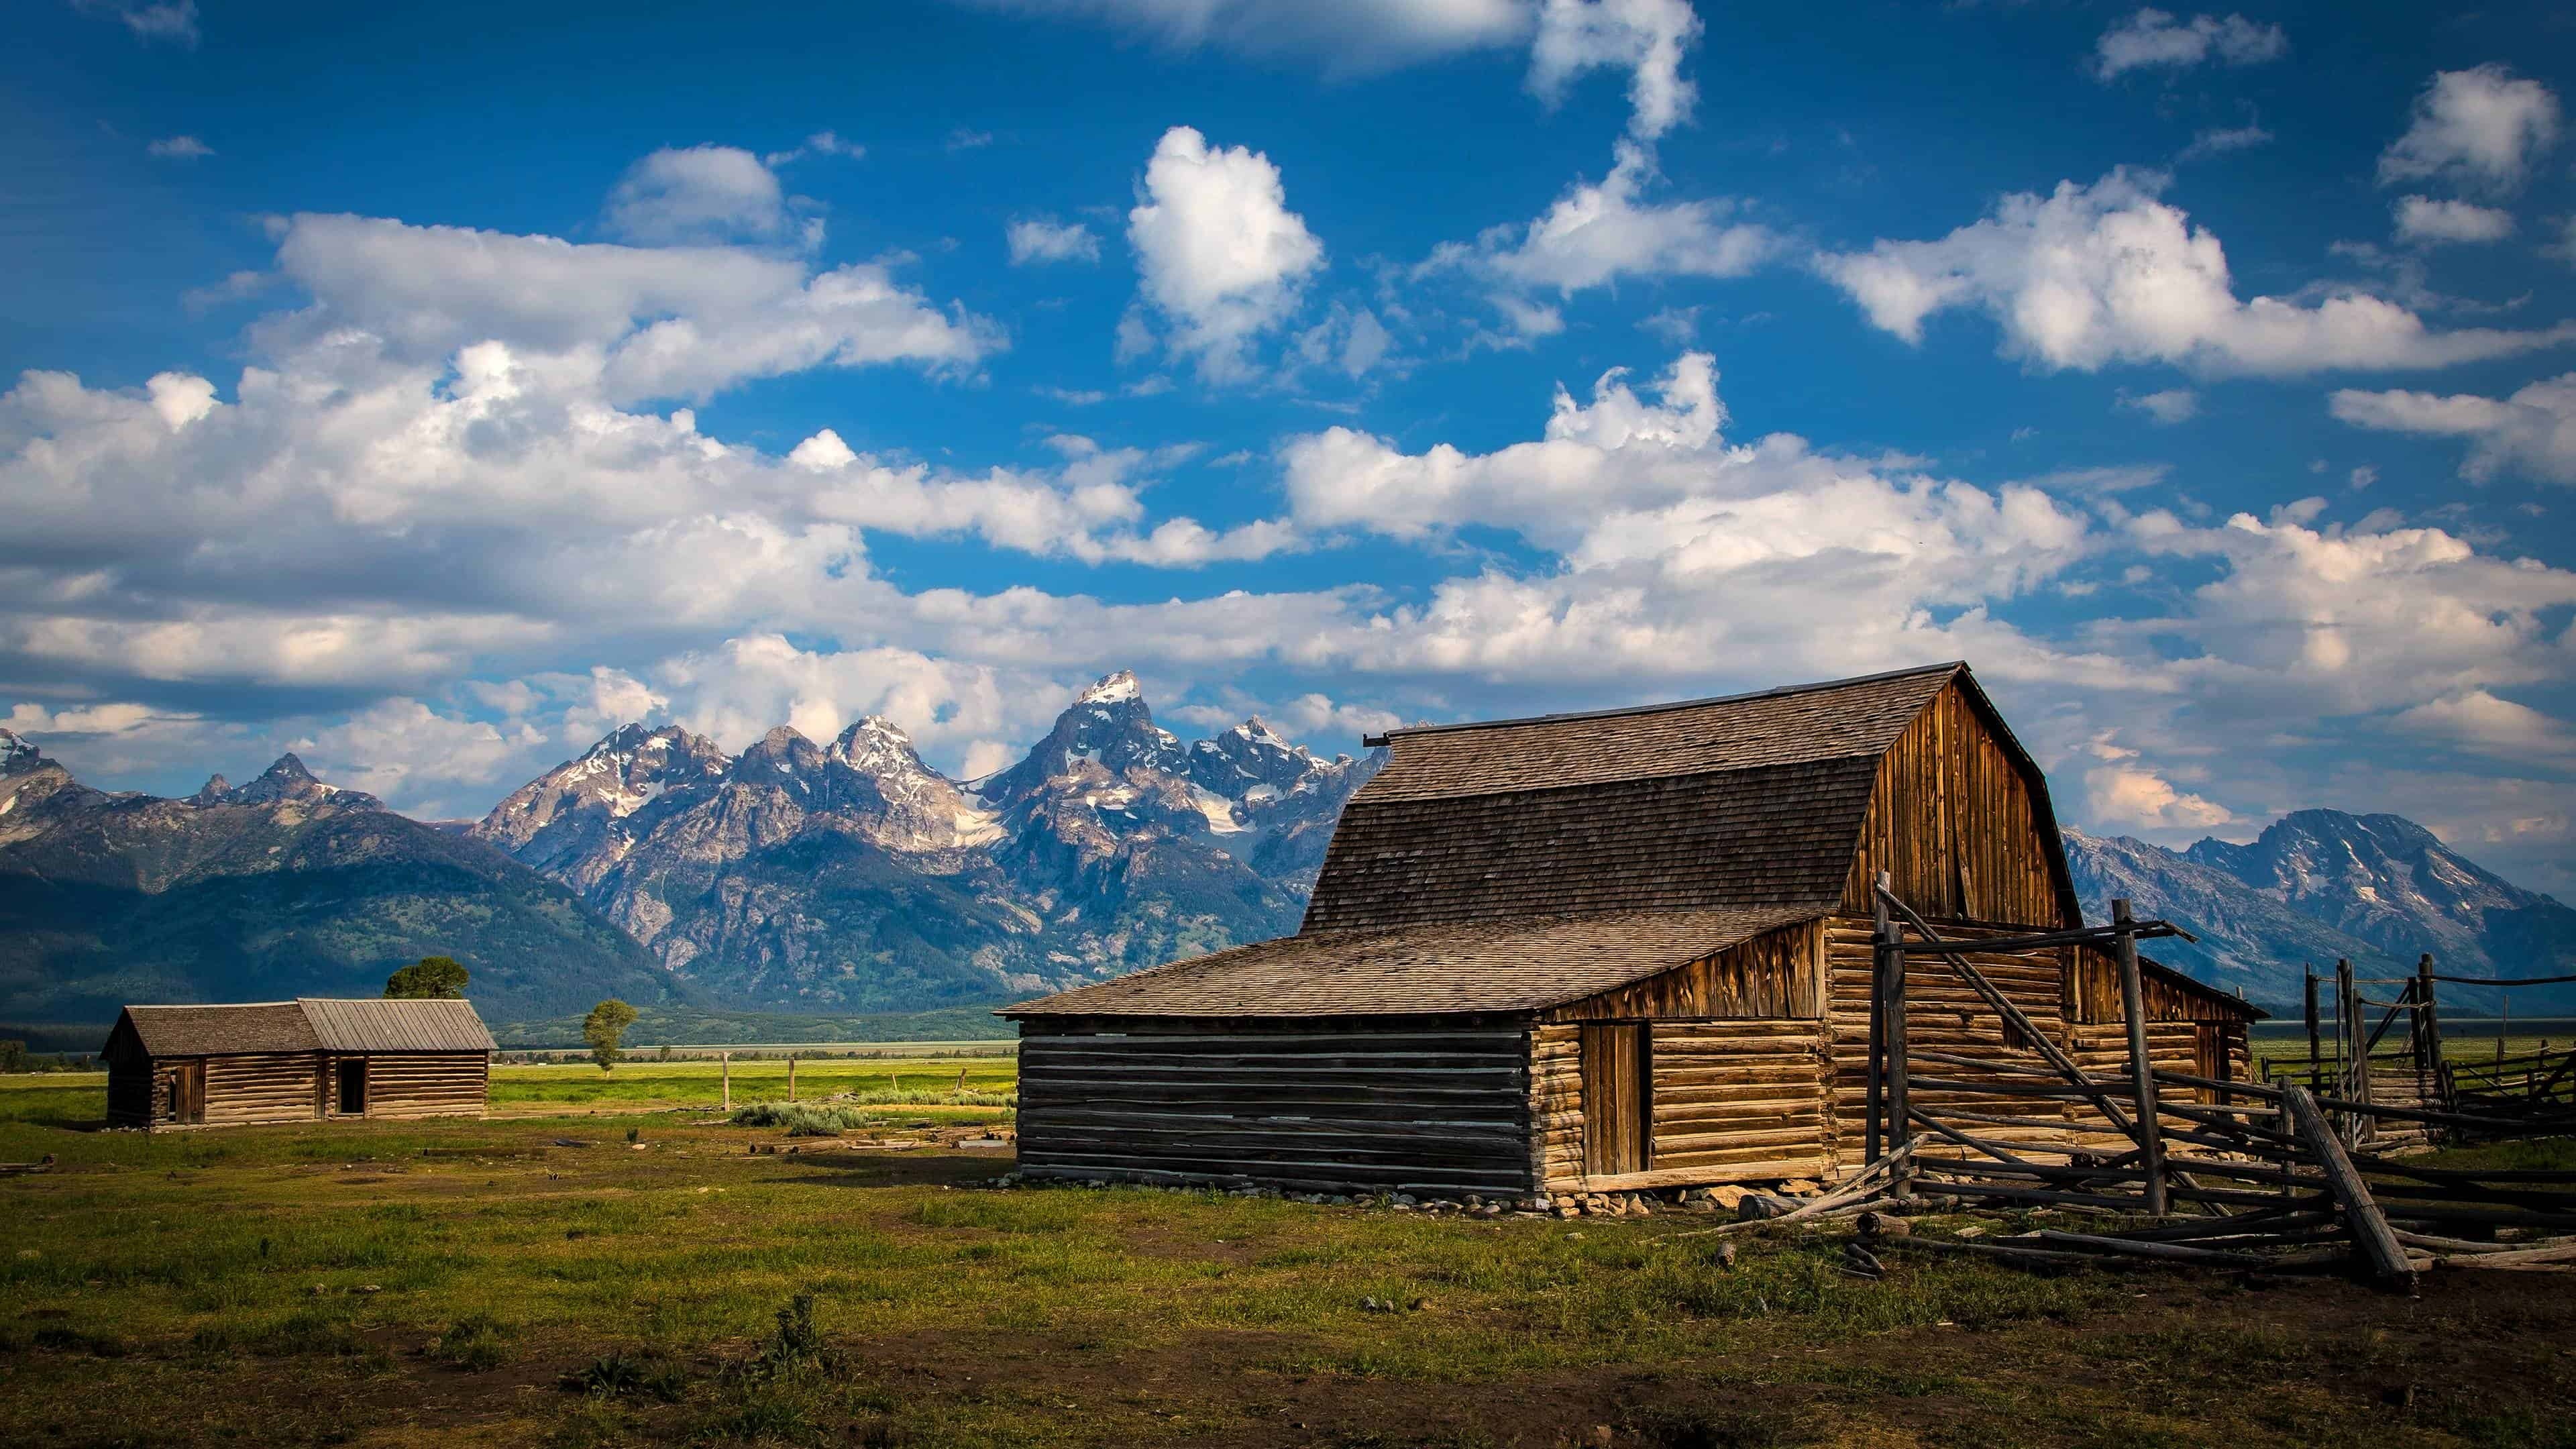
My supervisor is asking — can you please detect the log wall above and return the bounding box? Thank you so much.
[1838,681,2072,926]
[1016,1018,1534,1196]
[362,1055,491,1119]
[1825,915,2072,1168]
[1531,1020,1834,1191]
[202,1053,323,1128]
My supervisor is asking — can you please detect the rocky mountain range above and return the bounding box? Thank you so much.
[464,672,1382,1012]
[0,733,676,1025]
[2068,812,2576,1015]
[9,672,2571,1026]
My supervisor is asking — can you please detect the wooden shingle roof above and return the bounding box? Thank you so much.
[1303,663,1962,934]
[117,1002,321,1057]
[109,998,496,1057]
[1005,905,1823,1018]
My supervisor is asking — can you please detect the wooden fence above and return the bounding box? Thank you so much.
[1847,876,2576,1291]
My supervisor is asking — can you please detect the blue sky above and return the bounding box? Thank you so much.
[6,0,2576,890]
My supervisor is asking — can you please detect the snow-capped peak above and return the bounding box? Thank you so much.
[1076,669,1141,706]
[832,716,925,777]
[0,729,44,776]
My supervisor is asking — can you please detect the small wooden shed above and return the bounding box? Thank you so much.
[1006,662,2259,1197]
[103,998,497,1130]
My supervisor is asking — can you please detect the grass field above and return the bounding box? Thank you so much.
[3,1067,2574,1448]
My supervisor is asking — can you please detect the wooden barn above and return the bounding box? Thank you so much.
[1005,662,2259,1198]
[103,998,497,1130]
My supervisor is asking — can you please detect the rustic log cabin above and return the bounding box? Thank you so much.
[103,998,497,1130]
[1005,661,2259,1197]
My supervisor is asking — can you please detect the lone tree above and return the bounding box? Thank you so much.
[584,999,639,1073]
[384,955,470,999]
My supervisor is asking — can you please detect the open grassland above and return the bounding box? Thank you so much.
[3,1076,2574,1448]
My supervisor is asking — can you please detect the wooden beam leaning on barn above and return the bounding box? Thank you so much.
[1870,883,2164,1150]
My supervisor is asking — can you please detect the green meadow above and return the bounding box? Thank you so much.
[2,1068,2572,1447]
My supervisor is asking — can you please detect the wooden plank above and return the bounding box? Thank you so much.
[2283,1084,2413,1290]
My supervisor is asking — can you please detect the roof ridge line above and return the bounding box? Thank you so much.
[1362,661,1965,745]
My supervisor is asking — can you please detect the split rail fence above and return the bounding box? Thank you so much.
[1847,875,2576,1291]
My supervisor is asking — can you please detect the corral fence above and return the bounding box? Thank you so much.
[1843,874,2576,1291]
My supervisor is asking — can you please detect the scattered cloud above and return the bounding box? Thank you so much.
[2121,388,2200,424]
[604,145,807,248]
[2394,195,2515,246]
[1815,169,2576,376]
[945,128,994,151]
[1007,217,1102,266]
[1426,141,1777,305]
[1638,306,1699,345]
[969,0,1532,76]
[2084,733,2235,828]
[2178,123,2271,160]
[1527,0,1703,140]
[268,207,998,404]
[2091,9,2285,82]
[2396,690,2576,762]
[1125,125,1325,380]
[2378,65,2562,195]
[74,0,197,46]
[146,135,213,160]
[2330,374,2576,484]
[761,131,864,166]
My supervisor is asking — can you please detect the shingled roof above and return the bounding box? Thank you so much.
[109,998,496,1057]
[1006,905,1823,1018]
[1301,663,1964,934]
[1006,661,2252,1024]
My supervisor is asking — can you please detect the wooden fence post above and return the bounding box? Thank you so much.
[2304,968,2320,1077]
[788,1054,798,1103]
[1866,875,1890,1164]
[1878,872,1910,1163]
[721,1051,732,1110]
[2112,899,2167,1215]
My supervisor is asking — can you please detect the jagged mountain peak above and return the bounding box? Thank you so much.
[1075,669,1142,706]
[190,775,231,804]
[219,752,382,810]
[831,715,930,776]
[977,668,1184,804]
[1,728,55,777]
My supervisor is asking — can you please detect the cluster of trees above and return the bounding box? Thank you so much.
[382,955,636,1070]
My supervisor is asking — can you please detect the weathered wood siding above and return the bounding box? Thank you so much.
[362,1055,490,1119]
[1825,916,2072,1167]
[1648,1021,1832,1181]
[1532,1020,1833,1191]
[1838,680,2070,926]
[202,1053,322,1127]
[1016,1018,1534,1195]
[1547,918,1823,1022]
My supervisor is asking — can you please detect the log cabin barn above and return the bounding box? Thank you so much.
[103,998,497,1130]
[1005,662,2259,1199]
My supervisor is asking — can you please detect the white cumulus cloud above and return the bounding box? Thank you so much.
[603,145,803,246]
[1125,125,1325,380]
[2393,196,2515,247]
[2329,374,2576,484]
[1527,0,1701,140]
[2378,65,2562,195]
[2092,9,2285,81]
[1008,217,1103,265]
[1815,170,2576,376]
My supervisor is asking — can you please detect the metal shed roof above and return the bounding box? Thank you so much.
[109,998,496,1057]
